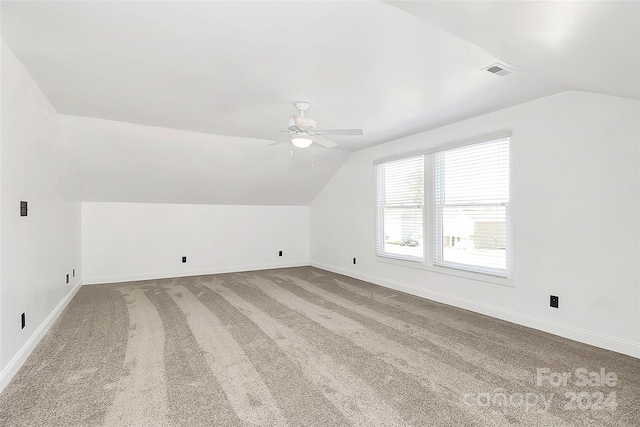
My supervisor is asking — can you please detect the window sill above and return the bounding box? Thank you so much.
[376,255,515,287]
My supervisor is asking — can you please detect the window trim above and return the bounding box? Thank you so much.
[373,129,514,285]
[373,129,511,165]
[377,255,515,287]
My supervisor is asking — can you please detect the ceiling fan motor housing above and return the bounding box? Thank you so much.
[288,117,317,132]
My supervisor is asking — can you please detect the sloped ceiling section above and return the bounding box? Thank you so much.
[2,1,568,151]
[61,115,350,205]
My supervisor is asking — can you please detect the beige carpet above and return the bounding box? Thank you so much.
[1,267,638,426]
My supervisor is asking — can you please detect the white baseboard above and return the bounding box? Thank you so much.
[311,261,640,359]
[83,261,310,285]
[0,280,83,392]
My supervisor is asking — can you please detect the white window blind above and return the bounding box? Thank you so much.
[376,155,424,261]
[433,138,510,276]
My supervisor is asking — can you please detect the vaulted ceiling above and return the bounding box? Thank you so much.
[2,1,638,204]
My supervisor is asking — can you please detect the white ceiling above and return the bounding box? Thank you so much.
[388,1,640,101]
[4,1,636,153]
[2,1,638,205]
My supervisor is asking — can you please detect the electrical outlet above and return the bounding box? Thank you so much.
[550,295,559,308]
[279,251,283,257]
[21,313,25,329]
[182,256,187,263]
[353,257,356,265]
[66,274,69,284]
[20,201,28,216]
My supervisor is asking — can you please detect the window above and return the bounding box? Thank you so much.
[375,134,511,278]
[434,138,510,276]
[375,155,424,261]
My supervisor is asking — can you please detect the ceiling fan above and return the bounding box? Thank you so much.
[266,101,363,149]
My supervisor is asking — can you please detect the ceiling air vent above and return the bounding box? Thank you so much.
[482,62,513,77]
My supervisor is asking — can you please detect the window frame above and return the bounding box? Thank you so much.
[374,130,514,286]
[375,155,425,263]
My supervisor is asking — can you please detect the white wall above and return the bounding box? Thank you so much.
[1,41,82,389]
[310,91,640,358]
[82,202,309,284]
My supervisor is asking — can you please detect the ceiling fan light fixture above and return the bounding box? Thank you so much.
[291,137,312,148]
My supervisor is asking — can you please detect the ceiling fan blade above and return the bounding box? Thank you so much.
[245,129,288,134]
[267,135,291,146]
[312,135,338,149]
[293,115,309,130]
[316,128,364,136]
